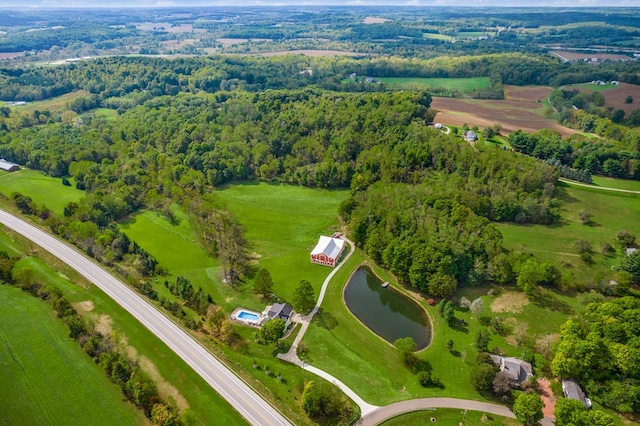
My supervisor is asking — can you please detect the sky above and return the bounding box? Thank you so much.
[1,0,638,7]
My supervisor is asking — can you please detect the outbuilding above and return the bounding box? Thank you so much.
[0,159,20,172]
[310,235,345,267]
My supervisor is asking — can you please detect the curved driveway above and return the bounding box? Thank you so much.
[0,210,290,426]
[358,397,515,425]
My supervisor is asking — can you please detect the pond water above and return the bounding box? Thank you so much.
[343,267,432,349]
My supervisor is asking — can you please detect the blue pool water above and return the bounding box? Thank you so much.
[238,311,259,321]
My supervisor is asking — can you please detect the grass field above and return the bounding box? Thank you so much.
[215,182,349,302]
[378,77,491,92]
[0,284,146,425]
[380,408,519,426]
[15,90,91,114]
[0,169,83,214]
[496,181,640,287]
[591,176,640,192]
[0,229,247,426]
[422,33,454,41]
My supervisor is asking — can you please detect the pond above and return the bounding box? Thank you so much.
[343,267,432,350]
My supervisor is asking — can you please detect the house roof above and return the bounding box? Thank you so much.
[490,355,533,383]
[627,247,638,256]
[311,236,345,260]
[0,159,19,171]
[268,303,293,319]
[562,378,586,403]
[466,131,478,140]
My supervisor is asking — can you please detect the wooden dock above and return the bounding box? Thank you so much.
[381,282,389,288]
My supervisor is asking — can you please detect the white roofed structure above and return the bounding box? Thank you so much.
[310,236,345,267]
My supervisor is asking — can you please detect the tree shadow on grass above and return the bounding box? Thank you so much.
[531,289,574,314]
[313,310,338,330]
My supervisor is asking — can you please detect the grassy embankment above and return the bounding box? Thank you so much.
[378,77,491,92]
[0,223,247,425]
[0,169,83,215]
[380,408,519,426]
[9,90,90,114]
[0,278,145,425]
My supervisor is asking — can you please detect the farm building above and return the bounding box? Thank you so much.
[466,130,478,141]
[0,159,20,172]
[310,235,345,267]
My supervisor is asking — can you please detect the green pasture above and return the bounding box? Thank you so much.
[378,77,491,92]
[456,31,493,38]
[496,182,640,287]
[215,182,349,303]
[0,169,83,214]
[0,284,145,426]
[591,176,640,192]
[381,408,519,426]
[88,108,120,122]
[17,90,91,114]
[1,237,247,426]
[422,33,454,41]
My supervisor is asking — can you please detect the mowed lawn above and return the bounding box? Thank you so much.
[378,77,491,92]
[0,169,84,214]
[216,182,349,303]
[0,285,145,426]
[496,181,640,286]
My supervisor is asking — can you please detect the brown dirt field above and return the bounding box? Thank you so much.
[602,83,640,115]
[491,292,529,313]
[259,50,370,57]
[432,96,578,137]
[363,17,391,24]
[504,85,553,102]
[0,52,24,59]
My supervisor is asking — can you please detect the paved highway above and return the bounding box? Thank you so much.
[0,209,290,426]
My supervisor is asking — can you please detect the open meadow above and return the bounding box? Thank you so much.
[378,77,491,92]
[496,181,640,287]
[0,284,146,426]
[0,169,83,214]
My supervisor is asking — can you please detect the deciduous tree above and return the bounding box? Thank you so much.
[513,393,544,426]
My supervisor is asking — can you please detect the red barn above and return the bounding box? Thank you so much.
[310,236,345,267]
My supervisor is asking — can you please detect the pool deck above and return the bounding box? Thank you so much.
[230,307,264,328]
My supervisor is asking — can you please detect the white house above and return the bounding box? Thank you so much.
[310,236,345,267]
[490,355,533,385]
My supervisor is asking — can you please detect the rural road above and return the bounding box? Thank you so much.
[0,209,290,426]
[559,178,640,194]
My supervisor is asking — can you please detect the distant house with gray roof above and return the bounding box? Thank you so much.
[490,355,533,385]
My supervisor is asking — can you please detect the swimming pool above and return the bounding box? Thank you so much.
[238,311,259,321]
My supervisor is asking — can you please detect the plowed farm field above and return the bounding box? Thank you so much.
[432,85,578,137]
